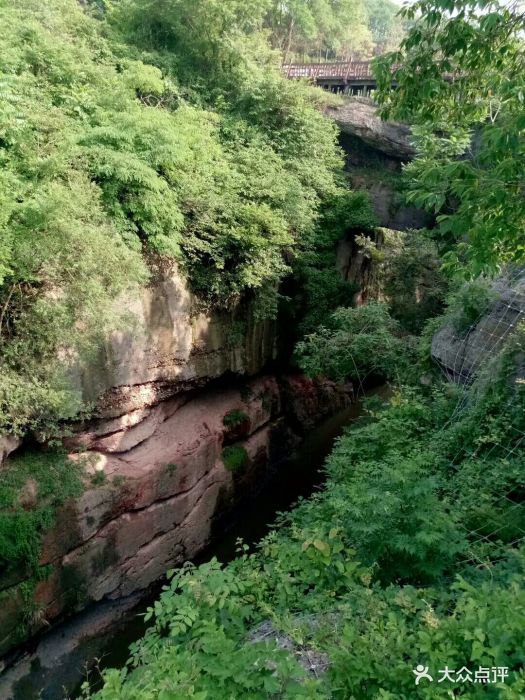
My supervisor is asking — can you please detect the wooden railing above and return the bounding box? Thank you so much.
[283,61,375,81]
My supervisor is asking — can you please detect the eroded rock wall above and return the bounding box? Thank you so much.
[326,97,414,160]
[74,265,276,414]
[0,374,351,659]
[327,98,431,232]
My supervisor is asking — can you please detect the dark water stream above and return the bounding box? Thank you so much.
[2,385,389,700]
[76,384,389,697]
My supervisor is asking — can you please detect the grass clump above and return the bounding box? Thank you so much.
[165,463,179,477]
[90,470,107,486]
[221,445,249,473]
[223,409,249,428]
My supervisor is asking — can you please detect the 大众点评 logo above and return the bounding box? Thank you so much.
[413,665,509,685]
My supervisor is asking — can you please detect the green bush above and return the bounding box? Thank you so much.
[448,278,496,335]
[223,409,249,428]
[295,302,412,385]
[222,445,249,472]
[165,463,179,477]
[326,560,525,699]
[90,470,107,486]
[87,329,525,698]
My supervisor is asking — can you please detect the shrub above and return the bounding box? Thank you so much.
[222,445,249,472]
[165,463,179,477]
[90,470,107,486]
[448,278,496,335]
[295,302,412,385]
[383,230,448,333]
[223,409,249,428]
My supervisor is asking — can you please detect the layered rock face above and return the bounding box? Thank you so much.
[327,98,431,232]
[0,264,352,661]
[326,97,414,160]
[1,375,350,657]
[432,271,525,382]
[74,265,276,414]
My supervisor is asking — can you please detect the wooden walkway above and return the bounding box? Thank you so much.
[283,61,377,94]
[283,61,374,80]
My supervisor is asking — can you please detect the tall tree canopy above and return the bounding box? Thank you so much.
[375,0,525,274]
[265,0,404,62]
[367,0,407,54]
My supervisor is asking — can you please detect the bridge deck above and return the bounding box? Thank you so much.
[283,61,375,82]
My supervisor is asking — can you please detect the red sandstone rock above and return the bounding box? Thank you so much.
[0,373,351,658]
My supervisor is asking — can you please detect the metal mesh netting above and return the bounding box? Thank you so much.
[432,267,525,570]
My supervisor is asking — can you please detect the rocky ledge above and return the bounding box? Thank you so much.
[326,97,415,160]
[0,374,352,660]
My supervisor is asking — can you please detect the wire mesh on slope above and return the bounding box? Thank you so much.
[433,267,525,570]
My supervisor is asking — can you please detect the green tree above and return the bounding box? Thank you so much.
[375,0,525,275]
[0,0,346,435]
[366,0,407,55]
[106,0,272,91]
[295,302,411,386]
[265,0,373,63]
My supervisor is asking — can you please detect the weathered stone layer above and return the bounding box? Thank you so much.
[0,375,351,659]
[326,97,415,160]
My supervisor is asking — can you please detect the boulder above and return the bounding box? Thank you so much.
[0,436,20,468]
[431,271,525,382]
[326,97,415,160]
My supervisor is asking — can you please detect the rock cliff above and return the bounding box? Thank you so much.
[326,97,415,160]
[326,98,431,232]
[432,271,525,383]
[0,259,352,661]
[74,265,276,415]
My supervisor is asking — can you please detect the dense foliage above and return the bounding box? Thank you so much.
[375,0,525,275]
[282,189,377,342]
[0,0,149,436]
[295,301,412,386]
[3,0,524,696]
[0,448,84,645]
[366,0,408,54]
[267,0,372,62]
[0,0,353,435]
[86,327,525,698]
[82,2,525,697]
[266,0,405,62]
[379,229,447,332]
[290,225,446,369]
